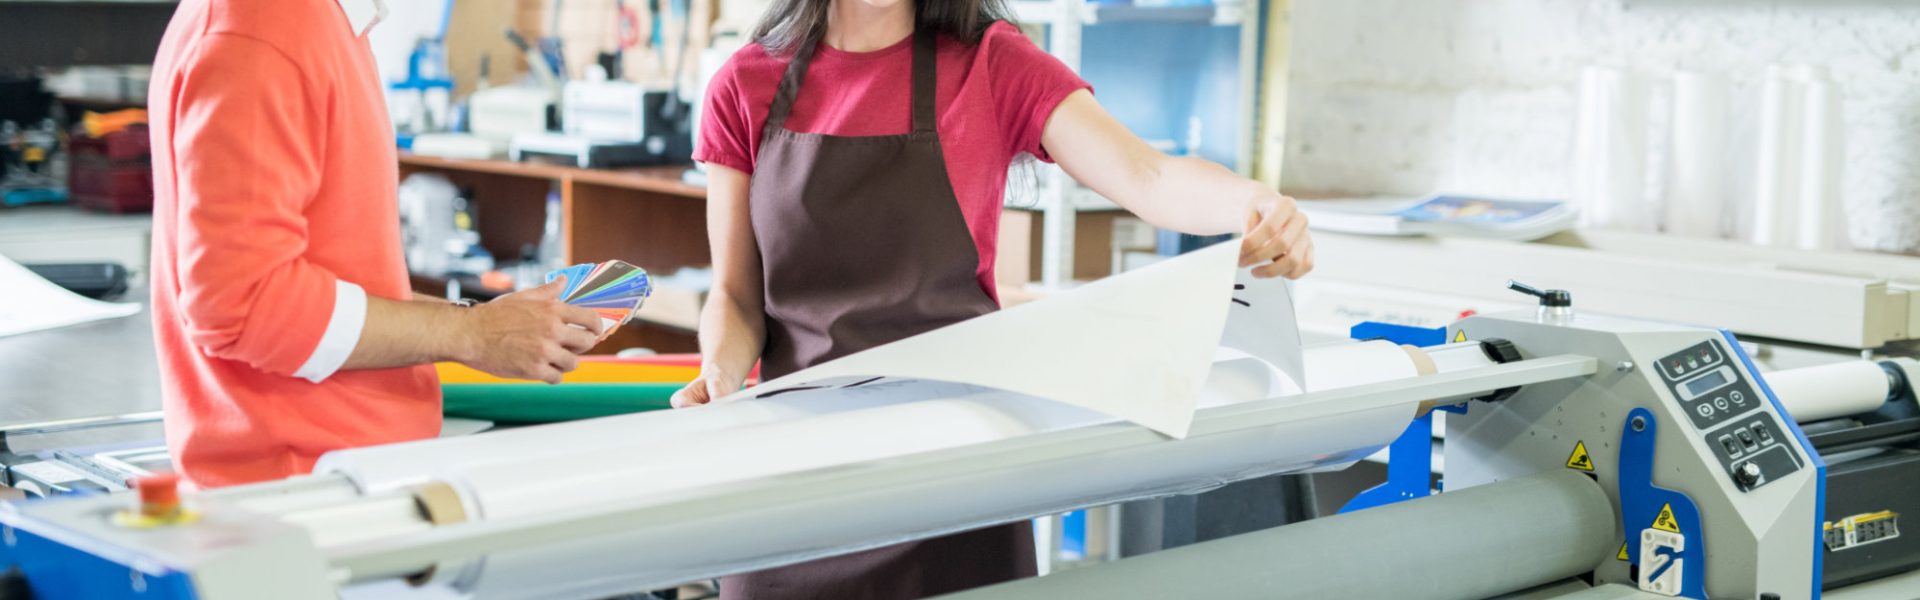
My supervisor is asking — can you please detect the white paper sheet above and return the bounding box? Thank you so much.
[1221,271,1306,391]
[726,242,1299,439]
[0,252,139,337]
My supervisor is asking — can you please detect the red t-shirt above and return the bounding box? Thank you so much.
[694,22,1091,298]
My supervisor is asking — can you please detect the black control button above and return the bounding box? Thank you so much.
[1719,435,1743,457]
[1751,423,1774,444]
[1735,428,1757,449]
[1734,462,1763,487]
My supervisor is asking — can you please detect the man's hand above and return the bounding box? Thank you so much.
[455,277,604,384]
[1239,189,1314,279]
[671,368,743,408]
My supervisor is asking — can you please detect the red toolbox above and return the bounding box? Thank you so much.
[67,124,152,213]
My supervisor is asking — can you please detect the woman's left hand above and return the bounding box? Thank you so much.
[1239,189,1314,279]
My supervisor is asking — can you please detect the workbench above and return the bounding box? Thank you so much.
[0,293,159,453]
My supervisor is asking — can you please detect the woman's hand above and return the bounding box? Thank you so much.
[1239,189,1313,279]
[671,368,744,408]
[674,164,766,409]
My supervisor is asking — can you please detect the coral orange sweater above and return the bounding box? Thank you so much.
[148,0,438,488]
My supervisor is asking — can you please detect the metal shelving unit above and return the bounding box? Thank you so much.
[1008,0,1256,286]
[1011,0,1246,26]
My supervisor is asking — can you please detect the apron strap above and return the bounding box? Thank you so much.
[911,28,936,134]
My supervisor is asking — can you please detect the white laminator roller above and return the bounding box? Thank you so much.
[316,340,1504,597]
[1768,358,1915,422]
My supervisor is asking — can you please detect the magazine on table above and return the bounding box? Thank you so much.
[1298,194,1578,241]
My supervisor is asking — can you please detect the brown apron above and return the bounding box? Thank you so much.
[724,28,1035,600]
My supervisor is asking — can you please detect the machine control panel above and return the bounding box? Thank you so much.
[1656,340,1803,492]
[1706,413,1803,492]
[1658,340,1760,429]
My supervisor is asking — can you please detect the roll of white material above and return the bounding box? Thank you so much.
[1663,71,1730,239]
[1796,74,1847,251]
[1301,340,1430,389]
[322,340,1424,498]
[316,389,926,493]
[1767,361,1890,422]
[440,341,1433,598]
[1423,341,1500,375]
[442,341,1425,522]
[1752,64,1805,247]
[1573,66,1652,231]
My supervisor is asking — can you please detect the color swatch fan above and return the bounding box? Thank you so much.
[546,260,651,338]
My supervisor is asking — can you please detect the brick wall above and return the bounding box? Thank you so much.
[1283,0,1920,254]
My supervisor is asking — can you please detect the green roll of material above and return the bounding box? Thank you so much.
[442,383,678,423]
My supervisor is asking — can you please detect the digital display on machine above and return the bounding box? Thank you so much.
[1686,370,1730,397]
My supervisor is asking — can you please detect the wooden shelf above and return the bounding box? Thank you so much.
[58,95,147,109]
[397,153,709,355]
[397,154,705,199]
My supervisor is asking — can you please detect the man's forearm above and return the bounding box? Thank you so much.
[339,296,473,370]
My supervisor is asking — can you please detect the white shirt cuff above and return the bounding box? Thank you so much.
[293,280,367,383]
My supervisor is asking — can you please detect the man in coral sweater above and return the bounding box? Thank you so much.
[148,0,601,488]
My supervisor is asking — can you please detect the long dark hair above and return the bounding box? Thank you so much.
[752,0,1012,56]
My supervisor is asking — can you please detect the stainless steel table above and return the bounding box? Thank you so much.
[0,293,161,451]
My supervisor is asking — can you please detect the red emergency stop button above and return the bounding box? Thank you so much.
[136,473,182,519]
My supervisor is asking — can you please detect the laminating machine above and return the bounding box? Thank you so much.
[1,285,1916,599]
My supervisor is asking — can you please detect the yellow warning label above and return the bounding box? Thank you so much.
[1453,330,1467,343]
[1652,503,1681,533]
[1565,441,1594,471]
[1618,542,1630,561]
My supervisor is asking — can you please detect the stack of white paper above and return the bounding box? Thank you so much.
[0,252,140,338]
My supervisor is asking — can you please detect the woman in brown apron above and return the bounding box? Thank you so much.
[673,0,1314,596]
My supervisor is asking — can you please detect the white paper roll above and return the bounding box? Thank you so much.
[1767,361,1890,423]
[316,391,921,493]
[1752,64,1805,247]
[439,341,1433,598]
[1573,66,1652,231]
[1663,71,1730,239]
[1301,340,1427,391]
[1423,341,1500,375]
[441,341,1427,521]
[452,391,1424,599]
[1796,73,1847,251]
